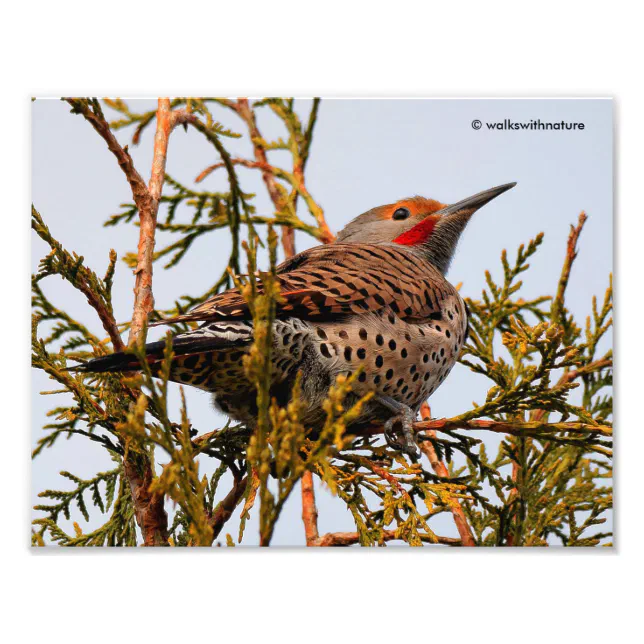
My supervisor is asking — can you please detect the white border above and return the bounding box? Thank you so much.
[5,1,642,641]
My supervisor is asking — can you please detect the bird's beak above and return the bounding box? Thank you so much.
[438,182,517,218]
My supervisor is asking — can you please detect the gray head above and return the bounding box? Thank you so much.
[335,183,516,274]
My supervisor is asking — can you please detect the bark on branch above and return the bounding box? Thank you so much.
[210,475,249,542]
[300,471,320,546]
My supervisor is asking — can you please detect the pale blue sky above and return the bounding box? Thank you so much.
[31,98,613,545]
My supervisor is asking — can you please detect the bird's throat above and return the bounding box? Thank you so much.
[392,216,438,246]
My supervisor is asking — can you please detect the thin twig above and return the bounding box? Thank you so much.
[128,99,182,347]
[235,98,297,257]
[65,98,153,216]
[531,358,612,422]
[419,402,476,546]
[195,101,335,245]
[301,471,319,546]
[552,211,587,324]
[359,417,611,439]
[210,475,249,542]
[312,531,461,547]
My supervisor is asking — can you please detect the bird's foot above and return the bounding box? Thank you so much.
[377,398,419,460]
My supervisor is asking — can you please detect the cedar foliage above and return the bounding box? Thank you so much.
[32,98,612,547]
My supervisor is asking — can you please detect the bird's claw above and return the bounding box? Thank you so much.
[384,408,419,460]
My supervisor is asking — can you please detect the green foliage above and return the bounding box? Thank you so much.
[32,460,137,547]
[450,223,613,546]
[116,341,214,546]
[31,98,612,547]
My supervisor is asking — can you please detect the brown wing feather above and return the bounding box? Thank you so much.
[151,244,453,326]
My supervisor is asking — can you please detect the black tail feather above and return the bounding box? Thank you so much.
[67,334,251,375]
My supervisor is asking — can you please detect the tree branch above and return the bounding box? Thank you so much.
[210,475,249,542]
[65,98,153,221]
[195,100,335,245]
[312,531,461,547]
[128,99,177,348]
[419,402,476,546]
[552,211,587,324]
[358,417,611,440]
[301,471,319,546]
[235,98,297,257]
[66,98,195,546]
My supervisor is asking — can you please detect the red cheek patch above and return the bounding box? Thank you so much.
[393,216,438,245]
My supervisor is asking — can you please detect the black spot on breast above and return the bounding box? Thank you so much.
[357,347,366,359]
[358,372,367,382]
[339,330,349,339]
[436,325,442,333]
[413,373,420,382]
[376,334,384,346]
[401,385,409,394]
[405,332,412,341]
[410,364,417,374]
[442,358,448,366]
[386,369,394,380]
[320,343,332,358]
[448,311,454,320]
[388,313,396,324]
[344,347,352,361]
[396,378,404,388]
[418,328,425,336]
[183,355,200,370]
[401,348,408,359]
[446,330,451,338]
[359,328,368,340]
[316,328,328,340]
[388,339,397,351]
[440,348,445,357]
[375,355,384,368]
[424,373,430,381]
[374,375,381,384]
[423,354,429,363]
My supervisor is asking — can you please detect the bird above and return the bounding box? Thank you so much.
[73,183,516,457]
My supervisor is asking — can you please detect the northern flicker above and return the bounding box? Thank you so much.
[74,183,516,456]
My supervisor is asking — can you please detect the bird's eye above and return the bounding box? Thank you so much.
[393,207,410,221]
